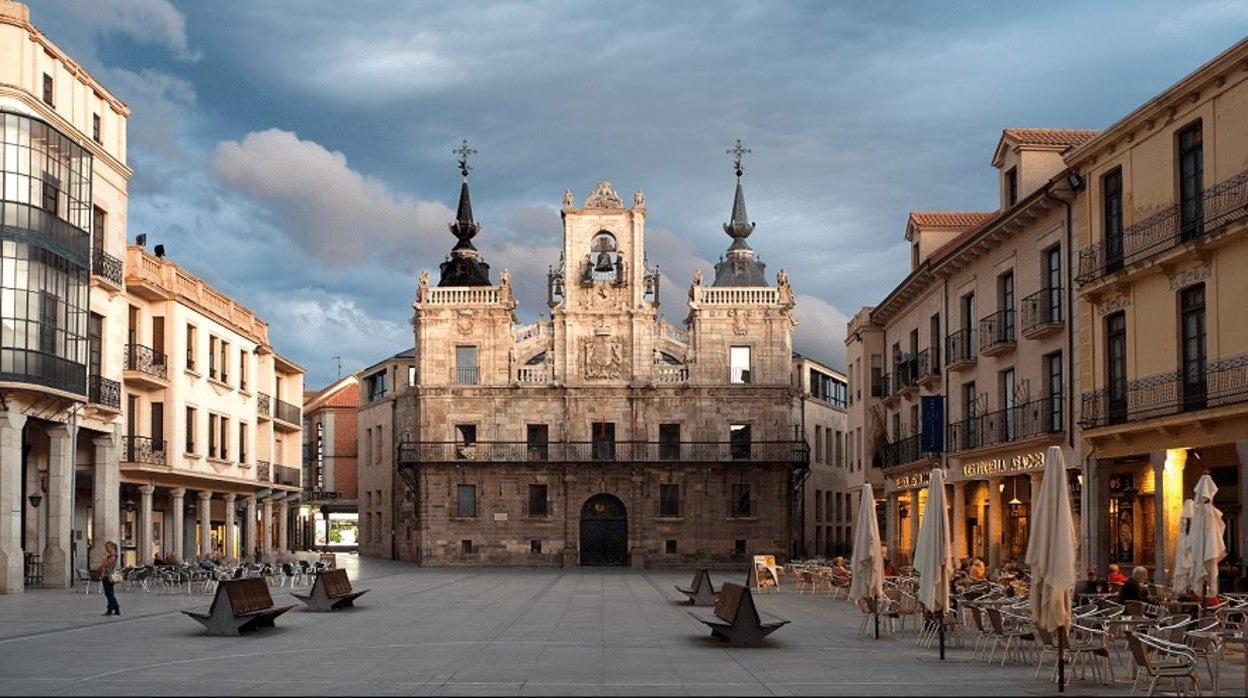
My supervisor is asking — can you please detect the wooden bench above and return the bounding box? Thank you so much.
[292,568,369,612]
[675,569,719,606]
[181,577,295,636]
[688,581,789,646]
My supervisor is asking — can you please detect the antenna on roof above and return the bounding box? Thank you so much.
[332,356,341,380]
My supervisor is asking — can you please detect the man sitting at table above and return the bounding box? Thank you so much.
[1118,566,1151,604]
[1076,567,1106,600]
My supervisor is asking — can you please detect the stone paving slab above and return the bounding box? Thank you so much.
[0,555,1241,695]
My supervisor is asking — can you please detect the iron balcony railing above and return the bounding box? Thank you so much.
[397,439,810,465]
[876,433,935,469]
[91,248,123,286]
[87,374,120,409]
[945,328,976,366]
[915,347,939,379]
[273,464,300,487]
[978,309,1015,353]
[871,373,890,398]
[1077,168,1248,285]
[256,460,271,482]
[1079,352,1248,429]
[946,396,1064,453]
[457,367,479,385]
[124,344,167,380]
[257,392,272,417]
[274,398,300,424]
[894,356,918,393]
[1020,287,1063,334]
[122,435,166,466]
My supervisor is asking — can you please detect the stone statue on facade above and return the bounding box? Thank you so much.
[418,270,430,301]
[563,189,574,209]
[633,190,645,208]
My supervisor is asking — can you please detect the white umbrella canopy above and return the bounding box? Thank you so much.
[1025,446,1078,633]
[1172,499,1196,593]
[1188,474,1227,597]
[849,483,885,603]
[913,468,952,613]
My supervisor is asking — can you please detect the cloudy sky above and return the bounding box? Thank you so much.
[31,1,1248,387]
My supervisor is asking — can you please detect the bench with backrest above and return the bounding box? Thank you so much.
[292,568,369,612]
[181,577,295,636]
[674,569,719,606]
[688,581,789,646]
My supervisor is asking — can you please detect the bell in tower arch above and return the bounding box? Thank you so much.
[594,250,614,273]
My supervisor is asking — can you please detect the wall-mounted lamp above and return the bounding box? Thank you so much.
[1077,474,1084,487]
[1065,172,1086,191]
[123,498,136,514]
[27,493,43,508]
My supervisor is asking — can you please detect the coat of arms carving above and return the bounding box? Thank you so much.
[581,336,624,380]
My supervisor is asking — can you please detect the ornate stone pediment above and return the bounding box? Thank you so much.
[1168,263,1211,290]
[584,181,623,210]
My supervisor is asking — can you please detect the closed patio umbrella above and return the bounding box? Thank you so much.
[1025,446,1078,692]
[849,483,885,638]
[913,468,952,659]
[1188,474,1227,601]
[1171,499,1195,594]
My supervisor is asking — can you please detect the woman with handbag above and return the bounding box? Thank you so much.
[99,541,121,616]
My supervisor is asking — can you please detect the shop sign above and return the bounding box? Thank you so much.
[894,471,931,490]
[962,451,1045,478]
[303,490,342,501]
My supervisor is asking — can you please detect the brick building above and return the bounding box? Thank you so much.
[301,376,359,550]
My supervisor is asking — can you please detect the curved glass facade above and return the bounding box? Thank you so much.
[0,110,92,394]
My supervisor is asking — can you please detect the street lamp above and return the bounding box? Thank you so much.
[27,493,42,508]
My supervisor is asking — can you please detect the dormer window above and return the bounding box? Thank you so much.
[1005,167,1018,207]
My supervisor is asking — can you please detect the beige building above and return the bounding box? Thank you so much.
[119,244,304,566]
[846,128,1096,571]
[0,0,131,592]
[361,154,810,567]
[793,355,851,558]
[1066,38,1248,582]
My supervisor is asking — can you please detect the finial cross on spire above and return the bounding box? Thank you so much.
[453,139,477,179]
[727,138,751,177]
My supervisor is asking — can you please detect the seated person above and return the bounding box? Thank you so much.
[830,557,852,585]
[969,559,987,581]
[883,560,896,577]
[1075,567,1107,598]
[1106,563,1128,587]
[1118,566,1151,605]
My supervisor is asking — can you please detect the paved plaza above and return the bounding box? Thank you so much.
[0,555,1240,696]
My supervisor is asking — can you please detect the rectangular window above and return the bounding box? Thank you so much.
[151,402,164,451]
[1001,367,1017,441]
[457,485,477,518]
[660,483,680,518]
[92,206,106,252]
[1045,351,1063,432]
[531,540,542,554]
[1178,121,1204,241]
[1180,283,1207,411]
[998,270,1015,340]
[592,421,615,461]
[407,365,417,386]
[461,539,474,554]
[815,488,823,522]
[87,312,102,379]
[729,346,751,384]
[185,406,196,454]
[658,423,681,460]
[526,424,549,461]
[454,424,477,460]
[963,380,978,449]
[1106,312,1128,424]
[1006,166,1018,206]
[239,349,248,391]
[186,324,197,371]
[208,336,218,378]
[729,423,751,460]
[366,370,387,402]
[239,422,248,464]
[41,173,59,214]
[208,414,217,458]
[92,113,101,143]
[734,539,747,558]
[665,539,678,555]
[961,292,975,332]
[42,73,53,106]
[730,484,752,518]
[219,339,230,384]
[528,484,548,517]
[219,416,229,460]
[814,425,823,463]
[456,346,479,384]
[1044,245,1062,324]
[1103,168,1124,272]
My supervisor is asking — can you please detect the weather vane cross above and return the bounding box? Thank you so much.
[726,138,751,177]
[454,139,477,178]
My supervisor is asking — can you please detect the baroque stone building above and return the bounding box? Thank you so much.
[361,150,809,567]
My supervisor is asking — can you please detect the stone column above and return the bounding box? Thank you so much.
[261,497,274,557]
[1152,449,1186,583]
[198,491,212,558]
[907,493,920,565]
[223,494,237,561]
[885,494,898,567]
[0,409,27,593]
[952,480,967,560]
[42,425,75,589]
[244,496,257,561]
[277,498,289,556]
[91,434,119,568]
[137,484,155,566]
[169,488,185,564]
[1090,459,1110,575]
[987,476,1003,571]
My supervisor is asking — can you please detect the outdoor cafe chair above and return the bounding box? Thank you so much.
[857,596,899,638]
[1126,630,1201,697]
[793,568,813,595]
[76,568,101,595]
[1182,617,1223,688]
[985,607,1035,666]
[1066,623,1116,686]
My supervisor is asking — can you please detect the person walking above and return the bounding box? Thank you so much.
[99,541,121,616]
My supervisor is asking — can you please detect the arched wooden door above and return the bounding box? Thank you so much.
[579,494,628,566]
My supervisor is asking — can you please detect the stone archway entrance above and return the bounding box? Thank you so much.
[579,493,628,566]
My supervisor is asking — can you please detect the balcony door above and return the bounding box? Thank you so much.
[1106,312,1128,424]
[1103,169,1124,272]
[1180,284,1207,411]
[1001,368,1017,442]
[1178,121,1204,242]
[1044,246,1062,324]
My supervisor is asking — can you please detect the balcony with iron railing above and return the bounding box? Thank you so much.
[871,373,890,399]
[894,357,918,397]
[880,373,899,405]
[1020,288,1064,339]
[256,460,271,482]
[87,374,120,410]
[273,464,301,487]
[273,398,300,430]
[1076,168,1248,287]
[978,309,1015,357]
[257,392,272,419]
[397,440,810,466]
[915,347,940,386]
[945,328,977,371]
[873,433,936,469]
[91,248,123,288]
[121,435,166,466]
[1079,353,1248,429]
[946,396,1064,453]
[457,367,480,385]
[123,344,168,388]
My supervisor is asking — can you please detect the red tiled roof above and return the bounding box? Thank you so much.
[319,383,358,409]
[1001,128,1100,148]
[908,211,995,229]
